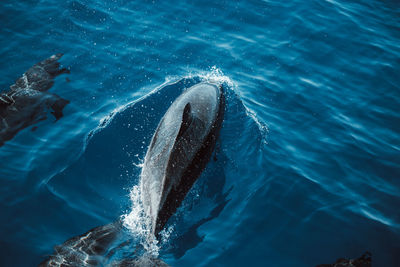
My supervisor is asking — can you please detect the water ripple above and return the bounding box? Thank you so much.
[1,0,399,266]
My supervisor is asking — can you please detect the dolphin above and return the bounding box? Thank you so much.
[0,54,69,146]
[140,82,225,237]
[316,252,371,267]
[40,82,225,266]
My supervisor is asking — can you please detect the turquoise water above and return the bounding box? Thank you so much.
[0,0,399,266]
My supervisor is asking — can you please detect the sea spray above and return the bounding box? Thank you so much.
[121,185,160,257]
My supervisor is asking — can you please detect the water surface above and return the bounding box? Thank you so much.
[0,0,399,266]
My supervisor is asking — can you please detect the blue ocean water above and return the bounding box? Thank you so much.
[0,0,399,266]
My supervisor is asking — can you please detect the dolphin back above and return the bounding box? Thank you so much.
[140,82,225,236]
[0,54,69,146]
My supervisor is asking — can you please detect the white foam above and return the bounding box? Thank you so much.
[199,66,269,144]
[121,185,160,257]
[243,104,269,145]
[198,66,235,88]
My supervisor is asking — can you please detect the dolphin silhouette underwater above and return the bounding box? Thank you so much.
[41,82,225,266]
[0,54,70,147]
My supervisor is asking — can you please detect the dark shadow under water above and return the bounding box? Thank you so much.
[0,54,70,147]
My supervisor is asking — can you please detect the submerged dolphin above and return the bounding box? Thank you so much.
[41,82,225,266]
[0,54,69,146]
[141,82,225,236]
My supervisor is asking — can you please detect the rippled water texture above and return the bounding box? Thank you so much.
[0,0,399,266]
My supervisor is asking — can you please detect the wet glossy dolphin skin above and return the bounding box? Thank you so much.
[40,83,224,266]
[0,54,69,147]
[141,82,225,237]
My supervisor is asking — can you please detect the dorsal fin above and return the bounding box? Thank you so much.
[177,103,193,139]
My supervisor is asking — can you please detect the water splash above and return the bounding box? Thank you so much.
[89,66,267,146]
[121,185,160,257]
[119,67,268,255]
[199,66,269,144]
[243,105,269,145]
[199,66,235,88]
[86,78,177,144]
